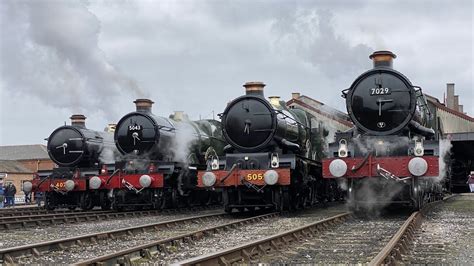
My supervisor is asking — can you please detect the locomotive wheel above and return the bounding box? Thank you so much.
[281,188,291,211]
[100,193,111,210]
[80,193,94,210]
[222,189,232,213]
[45,193,56,211]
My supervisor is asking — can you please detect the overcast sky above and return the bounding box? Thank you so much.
[1,0,472,145]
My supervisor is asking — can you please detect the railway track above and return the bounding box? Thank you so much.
[0,209,82,217]
[0,205,221,230]
[0,206,41,212]
[0,211,265,264]
[1,203,348,264]
[174,197,455,265]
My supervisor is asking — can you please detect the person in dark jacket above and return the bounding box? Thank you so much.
[0,184,4,208]
[5,183,16,207]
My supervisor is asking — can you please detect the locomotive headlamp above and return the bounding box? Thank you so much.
[89,176,102,190]
[139,174,153,188]
[202,172,217,187]
[338,139,348,158]
[23,181,33,193]
[414,140,424,156]
[264,170,279,185]
[271,153,279,168]
[408,157,428,176]
[329,159,348,177]
[211,158,219,170]
[65,180,75,191]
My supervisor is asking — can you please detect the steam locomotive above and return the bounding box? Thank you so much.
[24,115,117,210]
[106,99,226,210]
[323,51,444,211]
[198,82,339,212]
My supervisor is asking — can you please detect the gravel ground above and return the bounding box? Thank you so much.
[18,215,235,264]
[151,203,348,264]
[0,209,221,249]
[260,214,406,264]
[402,193,474,264]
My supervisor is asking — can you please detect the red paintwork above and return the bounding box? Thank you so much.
[322,156,439,178]
[31,176,87,192]
[197,168,291,188]
[105,171,164,189]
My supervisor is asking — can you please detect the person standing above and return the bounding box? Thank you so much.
[0,184,4,208]
[24,191,31,204]
[5,183,16,207]
[35,191,43,207]
[467,173,474,193]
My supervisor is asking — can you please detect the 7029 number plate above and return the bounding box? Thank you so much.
[370,87,391,95]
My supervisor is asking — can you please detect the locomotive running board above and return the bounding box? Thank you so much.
[377,164,411,183]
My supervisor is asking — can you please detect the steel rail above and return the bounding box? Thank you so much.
[0,206,43,213]
[0,212,227,264]
[369,195,457,266]
[176,212,352,265]
[0,205,221,230]
[75,212,280,265]
[0,209,85,217]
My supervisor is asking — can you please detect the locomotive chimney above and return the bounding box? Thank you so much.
[291,92,300,99]
[134,98,154,113]
[70,114,86,128]
[369,50,396,68]
[244,81,265,96]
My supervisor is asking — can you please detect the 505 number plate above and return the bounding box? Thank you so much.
[246,173,263,181]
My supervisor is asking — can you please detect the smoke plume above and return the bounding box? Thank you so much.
[437,138,452,183]
[0,1,147,120]
[172,121,199,164]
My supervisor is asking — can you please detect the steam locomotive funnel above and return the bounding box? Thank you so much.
[369,50,397,68]
[70,114,86,128]
[244,81,265,96]
[134,99,154,113]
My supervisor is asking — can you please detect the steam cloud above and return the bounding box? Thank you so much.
[437,138,452,183]
[0,1,147,120]
[271,8,372,78]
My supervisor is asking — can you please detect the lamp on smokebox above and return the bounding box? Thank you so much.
[211,158,219,170]
[338,139,348,158]
[101,164,108,174]
[148,163,156,173]
[414,140,424,156]
[271,153,279,168]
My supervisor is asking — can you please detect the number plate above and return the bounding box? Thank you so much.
[54,182,65,188]
[245,173,264,181]
[370,87,391,95]
[129,125,142,131]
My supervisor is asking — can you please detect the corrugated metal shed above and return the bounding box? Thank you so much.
[0,145,49,160]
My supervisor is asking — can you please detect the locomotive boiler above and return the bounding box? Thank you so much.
[199,82,337,212]
[24,115,117,210]
[108,99,226,210]
[323,51,444,211]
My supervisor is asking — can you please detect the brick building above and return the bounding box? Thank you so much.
[0,145,55,201]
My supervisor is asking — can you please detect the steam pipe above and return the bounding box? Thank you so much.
[409,120,435,138]
[277,138,300,152]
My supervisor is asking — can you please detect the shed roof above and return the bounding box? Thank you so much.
[0,160,34,174]
[0,144,49,160]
